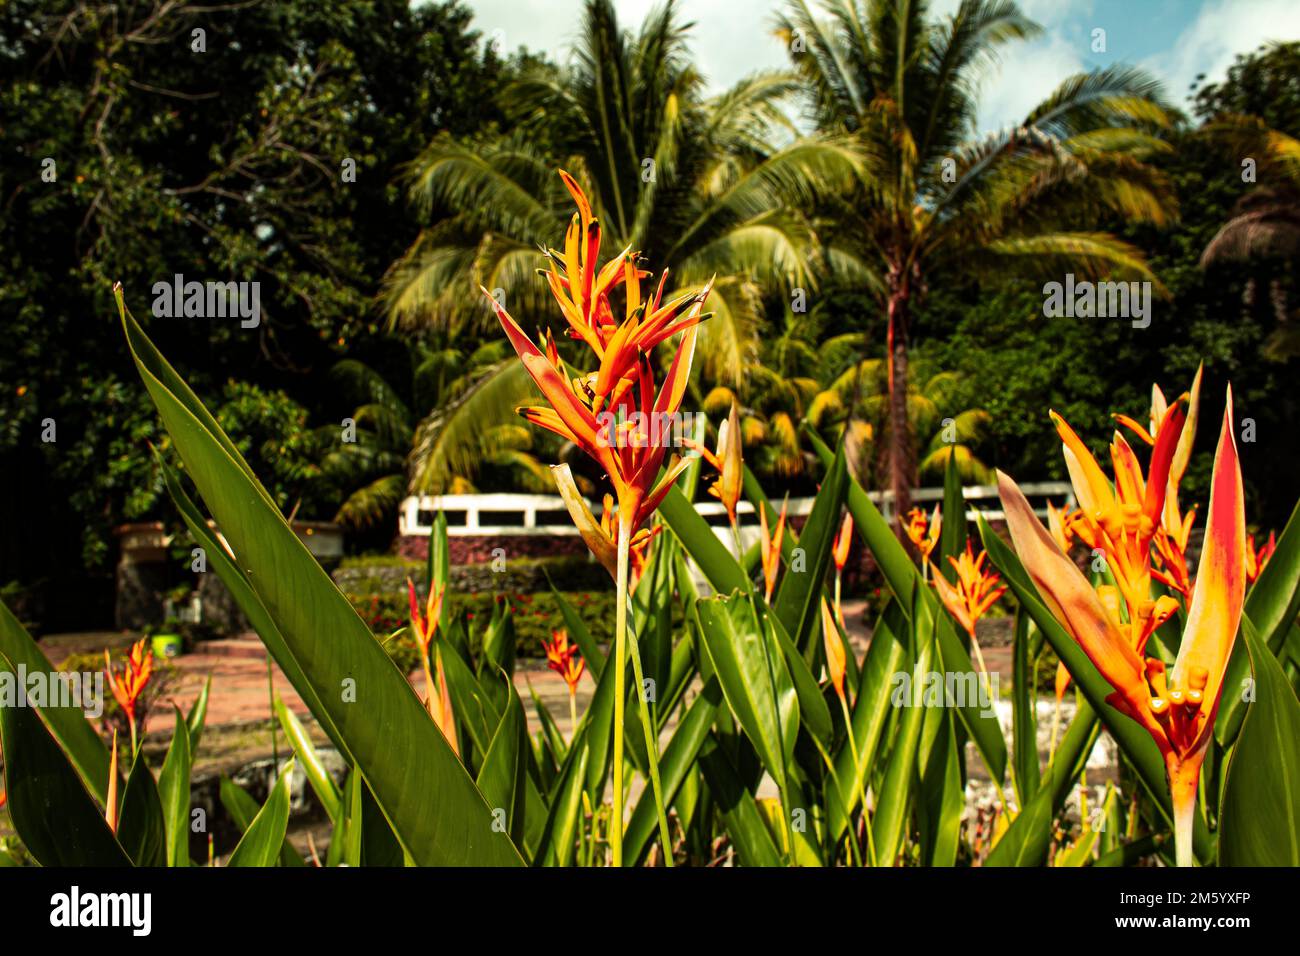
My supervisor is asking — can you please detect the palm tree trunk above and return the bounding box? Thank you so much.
[886,288,915,530]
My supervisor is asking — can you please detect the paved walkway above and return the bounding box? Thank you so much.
[39,598,1016,748]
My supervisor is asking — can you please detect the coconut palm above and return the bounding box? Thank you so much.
[776,0,1178,522]
[383,0,866,389]
[701,304,990,491]
[323,341,553,529]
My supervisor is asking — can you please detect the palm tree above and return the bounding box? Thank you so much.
[776,0,1178,522]
[383,0,865,388]
[1201,113,1300,358]
[323,341,553,530]
[700,306,992,491]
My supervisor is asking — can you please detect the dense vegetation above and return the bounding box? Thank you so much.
[2,1,1296,632]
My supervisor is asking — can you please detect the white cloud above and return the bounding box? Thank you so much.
[1144,0,1300,107]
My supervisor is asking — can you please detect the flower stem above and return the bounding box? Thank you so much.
[611,516,630,867]
[1171,758,1199,868]
[627,625,675,866]
[568,688,578,741]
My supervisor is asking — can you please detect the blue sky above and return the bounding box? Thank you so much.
[463,0,1300,131]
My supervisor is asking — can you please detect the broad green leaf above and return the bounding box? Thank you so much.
[697,735,783,867]
[158,458,347,757]
[871,590,935,865]
[769,612,833,748]
[1219,617,1300,865]
[917,705,963,866]
[658,485,749,594]
[772,444,847,654]
[694,591,798,792]
[476,680,529,848]
[117,749,167,867]
[0,653,130,866]
[535,737,589,867]
[121,295,521,866]
[806,429,1006,783]
[0,600,112,800]
[157,705,193,867]
[938,452,967,571]
[826,600,908,841]
[985,699,1099,866]
[228,760,295,867]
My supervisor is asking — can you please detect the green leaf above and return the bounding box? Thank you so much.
[228,760,295,867]
[939,450,967,570]
[826,600,908,842]
[917,706,963,866]
[157,705,193,867]
[871,590,936,865]
[694,591,798,791]
[658,485,749,594]
[697,735,783,867]
[624,678,722,865]
[218,776,305,868]
[117,749,167,867]
[546,574,605,678]
[0,653,131,866]
[535,737,589,867]
[274,694,342,823]
[1011,611,1041,806]
[1219,617,1300,865]
[0,600,112,801]
[772,443,847,653]
[985,699,1100,866]
[769,612,833,748]
[186,675,212,753]
[120,294,521,867]
[475,680,529,848]
[158,458,347,756]
[807,428,1006,782]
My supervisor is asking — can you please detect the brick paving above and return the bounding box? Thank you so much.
[36,598,1017,756]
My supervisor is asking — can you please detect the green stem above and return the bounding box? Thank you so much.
[568,688,578,741]
[611,517,630,867]
[267,651,279,768]
[837,690,876,867]
[627,624,674,866]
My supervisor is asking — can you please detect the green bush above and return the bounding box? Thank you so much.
[349,588,617,673]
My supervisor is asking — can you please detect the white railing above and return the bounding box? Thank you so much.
[399,482,1074,543]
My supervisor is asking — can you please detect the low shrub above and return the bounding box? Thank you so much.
[348,588,618,672]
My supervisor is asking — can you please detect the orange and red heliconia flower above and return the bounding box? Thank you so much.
[760,498,788,602]
[905,505,940,562]
[1245,531,1276,583]
[406,577,445,655]
[542,629,585,695]
[999,383,1245,866]
[488,170,712,582]
[105,638,154,726]
[930,541,1007,639]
